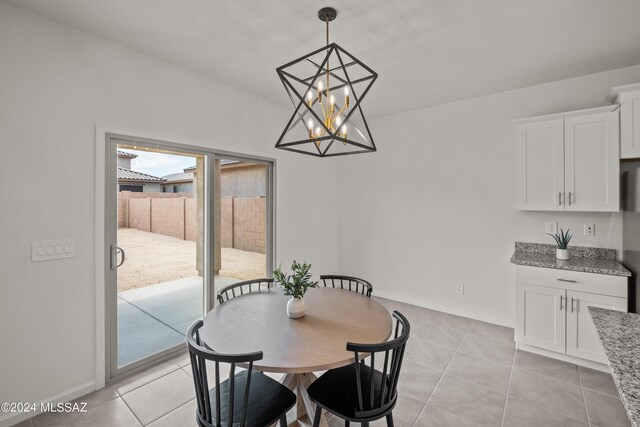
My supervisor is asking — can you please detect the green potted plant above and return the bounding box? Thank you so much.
[273,260,318,318]
[548,228,572,260]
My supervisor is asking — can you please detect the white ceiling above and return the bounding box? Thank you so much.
[6,0,640,117]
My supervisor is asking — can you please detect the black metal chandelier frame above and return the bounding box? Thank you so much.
[275,8,378,157]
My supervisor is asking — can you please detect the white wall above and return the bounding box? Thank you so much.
[0,2,340,423]
[337,65,640,326]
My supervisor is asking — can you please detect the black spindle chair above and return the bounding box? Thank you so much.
[187,320,296,427]
[216,278,274,304]
[320,275,373,297]
[307,311,410,427]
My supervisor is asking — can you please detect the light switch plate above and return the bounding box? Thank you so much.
[545,222,558,234]
[32,239,75,262]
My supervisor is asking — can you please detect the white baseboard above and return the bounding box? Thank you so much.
[0,381,96,427]
[373,291,514,328]
[516,343,609,372]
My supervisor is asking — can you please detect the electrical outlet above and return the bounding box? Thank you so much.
[545,222,558,234]
[584,224,595,237]
[456,283,464,295]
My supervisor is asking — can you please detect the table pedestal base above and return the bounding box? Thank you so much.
[281,372,328,427]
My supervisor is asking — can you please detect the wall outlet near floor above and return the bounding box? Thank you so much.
[545,222,558,234]
[456,283,464,295]
[584,224,595,237]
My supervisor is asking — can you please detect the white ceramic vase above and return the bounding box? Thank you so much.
[287,297,305,319]
[556,248,570,260]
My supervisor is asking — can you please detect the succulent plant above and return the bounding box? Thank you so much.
[548,228,572,249]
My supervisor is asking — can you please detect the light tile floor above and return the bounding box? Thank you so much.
[22,297,630,427]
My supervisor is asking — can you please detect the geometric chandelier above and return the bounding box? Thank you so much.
[275,7,378,157]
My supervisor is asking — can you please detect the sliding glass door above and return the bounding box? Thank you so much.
[105,134,274,380]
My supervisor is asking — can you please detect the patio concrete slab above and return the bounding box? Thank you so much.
[117,276,241,367]
[117,298,185,367]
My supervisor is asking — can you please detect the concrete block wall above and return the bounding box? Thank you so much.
[221,197,233,248]
[184,198,197,242]
[232,197,266,254]
[118,192,265,252]
[150,198,185,239]
[128,198,151,232]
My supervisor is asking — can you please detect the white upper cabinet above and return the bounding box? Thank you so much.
[514,106,620,212]
[515,119,564,211]
[564,111,619,211]
[607,83,640,159]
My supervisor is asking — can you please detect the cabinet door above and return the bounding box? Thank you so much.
[515,119,565,210]
[564,111,619,212]
[519,284,566,353]
[620,90,640,159]
[566,291,626,363]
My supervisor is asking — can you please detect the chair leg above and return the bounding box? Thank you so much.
[312,404,323,427]
[386,413,394,427]
[279,414,287,427]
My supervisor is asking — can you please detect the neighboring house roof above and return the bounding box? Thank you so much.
[162,172,194,184]
[117,167,165,182]
[183,159,237,172]
[117,150,138,159]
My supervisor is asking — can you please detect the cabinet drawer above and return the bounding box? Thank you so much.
[516,266,627,298]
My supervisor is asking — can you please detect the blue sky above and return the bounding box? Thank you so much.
[119,148,196,177]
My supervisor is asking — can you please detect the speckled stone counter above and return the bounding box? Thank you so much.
[510,242,631,277]
[590,307,640,427]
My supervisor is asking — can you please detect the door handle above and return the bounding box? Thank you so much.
[111,246,125,269]
[560,295,564,311]
[568,192,572,206]
[557,278,577,283]
[571,297,575,313]
[558,192,562,206]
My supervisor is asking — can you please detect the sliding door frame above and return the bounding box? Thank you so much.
[94,125,276,386]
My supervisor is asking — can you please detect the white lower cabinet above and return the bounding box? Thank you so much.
[516,266,627,366]
[520,283,566,353]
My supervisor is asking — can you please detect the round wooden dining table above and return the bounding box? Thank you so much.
[200,286,392,427]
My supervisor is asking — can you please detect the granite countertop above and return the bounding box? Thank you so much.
[510,242,631,277]
[590,307,640,427]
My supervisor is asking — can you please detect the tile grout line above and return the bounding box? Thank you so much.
[116,362,184,396]
[117,396,145,426]
[146,397,196,426]
[499,349,516,427]
[411,319,474,426]
[578,368,593,427]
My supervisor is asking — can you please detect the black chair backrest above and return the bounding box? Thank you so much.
[187,320,263,427]
[216,278,274,304]
[347,311,410,420]
[320,275,373,297]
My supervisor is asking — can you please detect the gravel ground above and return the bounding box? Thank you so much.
[117,228,266,291]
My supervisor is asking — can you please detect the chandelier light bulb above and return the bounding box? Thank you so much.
[308,119,314,137]
[306,90,313,107]
[344,86,350,108]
